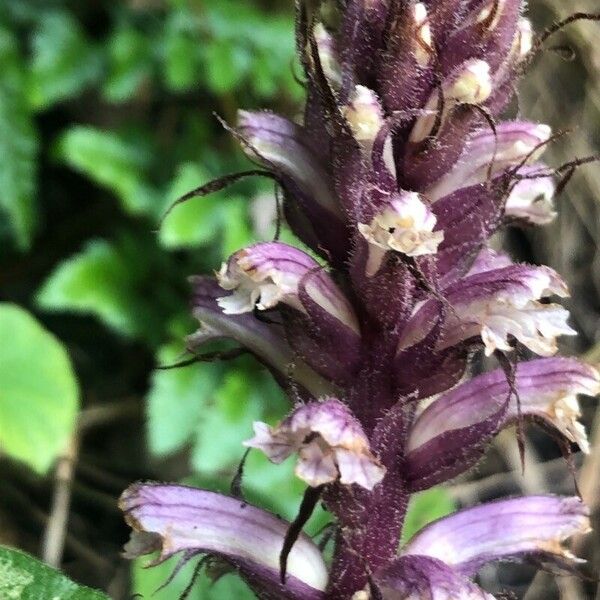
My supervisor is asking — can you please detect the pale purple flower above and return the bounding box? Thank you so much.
[244,398,385,489]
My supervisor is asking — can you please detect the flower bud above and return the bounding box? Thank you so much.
[513,17,533,59]
[314,22,342,89]
[410,59,493,142]
[342,85,385,149]
[413,3,434,67]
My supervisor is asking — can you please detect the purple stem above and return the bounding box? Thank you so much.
[325,473,409,598]
[324,369,410,598]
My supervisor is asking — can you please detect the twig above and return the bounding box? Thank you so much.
[4,481,111,572]
[42,436,79,568]
[77,398,141,432]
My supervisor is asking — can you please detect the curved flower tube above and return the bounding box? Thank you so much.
[402,495,591,575]
[405,357,600,489]
[120,484,328,600]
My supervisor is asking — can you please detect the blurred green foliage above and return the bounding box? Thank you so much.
[0,0,453,596]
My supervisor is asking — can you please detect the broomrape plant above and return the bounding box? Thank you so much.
[119,1,600,598]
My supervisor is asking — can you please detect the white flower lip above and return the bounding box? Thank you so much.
[358,192,444,276]
[216,254,299,315]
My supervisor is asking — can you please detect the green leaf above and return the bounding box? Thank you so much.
[55,126,160,216]
[159,163,223,249]
[147,343,221,456]
[27,11,102,109]
[402,487,456,544]
[35,239,165,345]
[0,546,108,599]
[104,26,153,103]
[0,26,39,250]
[132,554,254,600]
[0,304,79,473]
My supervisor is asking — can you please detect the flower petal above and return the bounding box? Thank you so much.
[402,496,591,575]
[120,483,328,599]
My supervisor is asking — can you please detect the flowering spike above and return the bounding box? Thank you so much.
[120,1,598,597]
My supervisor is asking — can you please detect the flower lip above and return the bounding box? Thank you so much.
[216,242,360,335]
[244,398,386,490]
[358,191,444,276]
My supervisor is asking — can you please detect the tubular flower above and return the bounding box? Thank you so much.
[358,192,444,276]
[244,398,386,489]
[121,1,599,599]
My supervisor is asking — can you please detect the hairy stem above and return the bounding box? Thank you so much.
[325,470,409,598]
